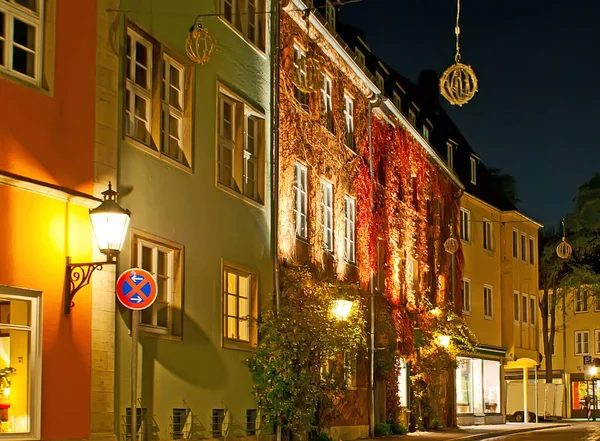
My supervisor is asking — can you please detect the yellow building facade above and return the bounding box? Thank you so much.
[457,193,542,425]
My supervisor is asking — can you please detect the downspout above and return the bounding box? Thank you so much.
[562,291,567,417]
[270,2,282,440]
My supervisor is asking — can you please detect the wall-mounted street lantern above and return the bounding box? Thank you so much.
[331,299,354,321]
[436,334,451,348]
[65,182,131,314]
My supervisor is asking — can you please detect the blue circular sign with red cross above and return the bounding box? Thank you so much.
[116,268,157,310]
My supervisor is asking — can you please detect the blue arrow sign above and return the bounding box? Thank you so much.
[130,295,143,304]
[116,268,158,311]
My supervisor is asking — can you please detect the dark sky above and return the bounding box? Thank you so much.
[339,0,600,229]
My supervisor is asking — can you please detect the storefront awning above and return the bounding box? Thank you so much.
[505,357,538,370]
[474,345,507,358]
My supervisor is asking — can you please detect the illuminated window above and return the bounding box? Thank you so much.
[483,285,493,319]
[0,0,42,83]
[575,330,589,355]
[321,74,333,132]
[0,288,41,436]
[135,233,183,337]
[343,93,355,150]
[344,195,356,263]
[456,357,500,415]
[223,265,257,347]
[293,45,308,107]
[595,330,600,354]
[398,359,408,408]
[294,162,308,239]
[321,180,333,252]
[125,26,193,167]
[574,290,588,313]
[423,120,432,141]
[462,278,471,314]
[459,208,470,242]
[220,0,266,50]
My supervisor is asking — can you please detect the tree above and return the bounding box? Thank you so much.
[247,266,367,439]
[488,168,520,206]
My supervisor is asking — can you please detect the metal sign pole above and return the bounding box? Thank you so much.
[131,310,139,441]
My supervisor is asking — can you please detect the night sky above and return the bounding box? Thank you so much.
[339,0,600,229]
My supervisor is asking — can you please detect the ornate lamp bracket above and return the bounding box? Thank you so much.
[65,256,115,314]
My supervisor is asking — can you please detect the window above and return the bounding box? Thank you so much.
[470,156,477,184]
[446,142,454,170]
[521,294,528,325]
[375,71,384,90]
[393,91,401,110]
[530,296,536,326]
[0,288,41,436]
[520,233,527,263]
[595,329,600,354]
[408,109,416,125]
[211,409,227,438]
[512,229,518,258]
[220,0,266,50]
[294,162,308,239]
[355,47,365,67]
[125,26,192,167]
[574,290,588,313]
[483,285,493,319]
[217,86,266,203]
[344,195,356,263]
[0,0,42,83]
[223,264,258,348]
[325,0,335,30]
[513,292,520,322]
[321,73,333,132]
[423,121,432,141]
[575,330,589,355]
[343,93,355,149]
[596,295,600,312]
[245,409,258,436]
[398,358,408,408]
[135,233,183,337]
[462,278,471,314]
[459,208,470,242]
[293,45,308,107]
[456,357,500,414]
[406,256,419,295]
[321,180,333,252]
[483,219,492,251]
[171,408,191,439]
[529,237,535,265]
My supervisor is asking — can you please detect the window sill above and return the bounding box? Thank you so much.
[462,310,472,316]
[0,69,50,97]
[125,136,193,174]
[218,17,267,59]
[484,315,494,321]
[574,310,589,314]
[216,182,266,210]
[296,236,309,245]
[484,248,494,255]
[138,326,182,342]
[461,239,471,246]
[223,338,255,352]
[344,143,357,155]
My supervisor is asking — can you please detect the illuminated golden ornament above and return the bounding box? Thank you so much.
[556,238,572,260]
[444,237,459,254]
[440,0,478,106]
[292,54,323,93]
[185,20,216,65]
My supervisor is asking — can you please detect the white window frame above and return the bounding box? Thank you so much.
[459,208,470,243]
[529,236,535,265]
[355,47,365,66]
[243,115,259,199]
[446,141,454,170]
[0,0,43,84]
[218,94,236,188]
[521,293,528,327]
[161,54,185,163]
[392,91,401,110]
[294,162,308,239]
[520,233,527,263]
[530,295,536,326]
[513,291,520,323]
[223,266,256,344]
[219,0,264,49]
[375,71,385,90]
[512,229,519,259]
[596,295,600,312]
[321,180,333,252]
[462,278,471,315]
[483,218,493,251]
[136,238,175,334]
[574,290,588,313]
[483,285,493,320]
[125,28,153,146]
[344,195,356,264]
[0,286,42,439]
[470,156,477,184]
[325,0,335,30]
[343,93,354,149]
[321,73,333,131]
[408,109,416,125]
[595,329,600,354]
[575,330,589,355]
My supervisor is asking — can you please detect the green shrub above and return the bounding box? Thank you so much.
[390,421,408,435]
[315,432,333,441]
[374,422,391,437]
[430,420,442,431]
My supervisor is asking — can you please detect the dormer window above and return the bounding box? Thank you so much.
[408,109,416,125]
[470,156,477,184]
[423,120,432,141]
[393,91,401,110]
[325,0,336,30]
[355,48,365,67]
[375,71,385,91]
[446,141,455,170]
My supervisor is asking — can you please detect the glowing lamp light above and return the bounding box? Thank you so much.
[436,335,451,348]
[591,367,598,376]
[3,387,9,398]
[89,182,131,257]
[331,299,354,320]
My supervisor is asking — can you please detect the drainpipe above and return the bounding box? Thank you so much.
[562,291,567,417]
[368,97,376,438]
[270,1,282,440]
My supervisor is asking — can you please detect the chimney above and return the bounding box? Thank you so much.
[417,69,441,112]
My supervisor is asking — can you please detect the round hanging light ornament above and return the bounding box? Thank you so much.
[556,238,572,260]
[185,18,216,65]
[444,237,459,254]
[292,54,323,93]
[440,0,478,106]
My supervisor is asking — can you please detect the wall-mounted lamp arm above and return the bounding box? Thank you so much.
[65,256,116,314]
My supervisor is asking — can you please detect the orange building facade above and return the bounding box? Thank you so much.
[0,1,105,440]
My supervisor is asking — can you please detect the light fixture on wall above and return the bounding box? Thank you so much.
[65,182,131,314]
[331,299,354,320]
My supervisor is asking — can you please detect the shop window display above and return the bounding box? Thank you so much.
[456,356,501,414]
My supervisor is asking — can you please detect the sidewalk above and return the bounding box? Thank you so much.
[366,422,571,441]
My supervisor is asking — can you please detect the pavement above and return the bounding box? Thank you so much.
[363,421,573,441]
